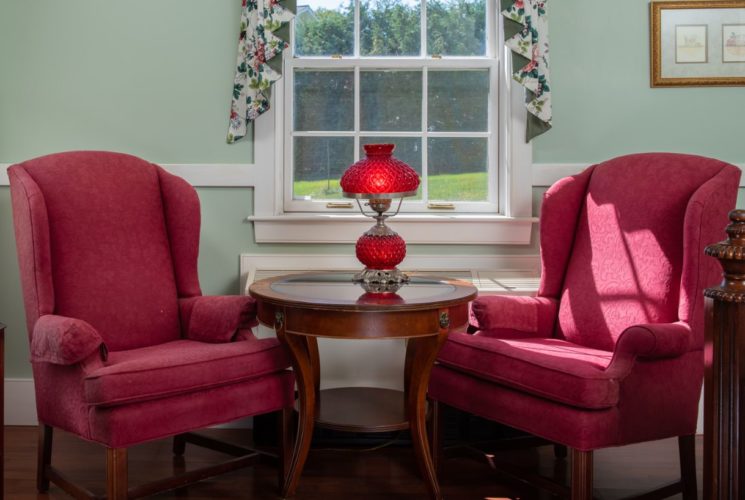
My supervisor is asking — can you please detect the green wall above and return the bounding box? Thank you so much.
[537,0,744,165]
[1,0,743,378]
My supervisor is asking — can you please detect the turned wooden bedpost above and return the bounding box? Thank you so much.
[703,209,745,500]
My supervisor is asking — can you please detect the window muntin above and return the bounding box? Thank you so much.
[286,0,496,213]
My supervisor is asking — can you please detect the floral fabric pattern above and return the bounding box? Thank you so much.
[502,0,551,141]
[228,0,294,143]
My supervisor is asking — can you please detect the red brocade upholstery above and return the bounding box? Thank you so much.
[430,153,740,454]
[9,151,294,449]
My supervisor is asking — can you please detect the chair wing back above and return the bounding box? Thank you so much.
[542,153,739,352]
[9,151,201,351]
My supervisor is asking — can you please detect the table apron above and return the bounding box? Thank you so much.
[256,302,469,339]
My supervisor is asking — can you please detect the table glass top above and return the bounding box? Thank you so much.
[253,272,476,308]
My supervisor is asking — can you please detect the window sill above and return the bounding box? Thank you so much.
[247,213,537,244]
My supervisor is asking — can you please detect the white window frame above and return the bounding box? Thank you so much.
[285,0,501,214]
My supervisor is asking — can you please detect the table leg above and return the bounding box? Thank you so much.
[275,311,316,498]
[404,308,450,500]
[305,336,321,393]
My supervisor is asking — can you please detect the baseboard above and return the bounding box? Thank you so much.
[5,378,38,425]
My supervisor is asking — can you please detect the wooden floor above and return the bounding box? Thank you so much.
[4,426,702,499]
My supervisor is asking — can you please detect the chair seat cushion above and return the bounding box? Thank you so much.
[436,332,622,409]
[84,338,290,407]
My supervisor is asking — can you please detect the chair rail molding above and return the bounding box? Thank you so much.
[3,162,742,188]
[0,163,260,187]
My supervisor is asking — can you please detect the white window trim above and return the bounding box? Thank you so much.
[285,0,502,214]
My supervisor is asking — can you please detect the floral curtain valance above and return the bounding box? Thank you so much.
[501,0,551,141]
[227,0,549,143]
[227,0,295,144]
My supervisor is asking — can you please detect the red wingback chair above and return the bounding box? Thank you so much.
[428,153,741,499]
[8,151,295,499]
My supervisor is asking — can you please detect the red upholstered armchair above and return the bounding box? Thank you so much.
[8,151,295,499]
[428,153,741,499]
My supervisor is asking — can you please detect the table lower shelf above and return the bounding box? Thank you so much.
[304,387,410,433]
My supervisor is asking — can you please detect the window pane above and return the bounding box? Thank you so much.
[361,0,421,56]
[427,138,487,201]
[428,70,488,132]
[427,0,486,56]
[294,70,354,131]
[293,137,354,200]
[294,1,354,57]
[361,70,422,131]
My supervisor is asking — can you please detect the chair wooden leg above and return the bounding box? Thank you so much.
[278,406,293,494]
[429,399,444,476]
[173,433,187,456]
[106,447,128,500]
[679,434,697,500]
[570,449,593,500]
[37,424,53,493]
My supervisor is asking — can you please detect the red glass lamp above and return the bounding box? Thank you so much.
[340,143,420,285]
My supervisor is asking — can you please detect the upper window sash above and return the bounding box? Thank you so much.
[292,0,496,60]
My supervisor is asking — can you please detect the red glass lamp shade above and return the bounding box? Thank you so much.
[340,144,420,285]
[340,144,420,197]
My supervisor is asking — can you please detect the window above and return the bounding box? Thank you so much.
[248,0,533,245]
[284,0,498,213]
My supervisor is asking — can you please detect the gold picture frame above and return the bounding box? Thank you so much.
[651,1,745,86]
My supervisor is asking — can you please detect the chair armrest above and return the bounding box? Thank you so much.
[179,295,258,343]
[615,322,692,360]
[31,315,106,365]
[470,295,557,337]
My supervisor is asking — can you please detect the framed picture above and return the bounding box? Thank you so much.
[651,1,745,86]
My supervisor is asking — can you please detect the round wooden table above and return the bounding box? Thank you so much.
[249,272,477,499]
